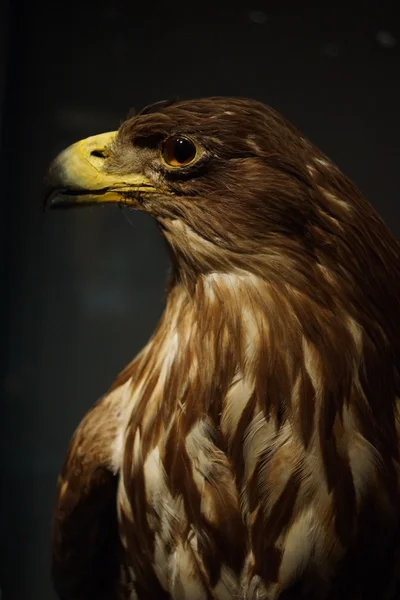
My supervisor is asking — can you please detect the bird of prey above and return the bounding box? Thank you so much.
[44,97,400,600]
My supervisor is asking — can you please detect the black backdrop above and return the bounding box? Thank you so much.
[1,1,399,598]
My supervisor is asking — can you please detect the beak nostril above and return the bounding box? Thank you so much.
[90,149,108,159]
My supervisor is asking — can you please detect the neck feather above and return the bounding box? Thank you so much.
[112,268,398,465]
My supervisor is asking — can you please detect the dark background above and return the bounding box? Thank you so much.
[0,1,399,598]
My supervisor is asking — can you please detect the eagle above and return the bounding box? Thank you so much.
[44,97,400,600]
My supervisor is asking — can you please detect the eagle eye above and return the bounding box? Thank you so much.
[161,135,199,168]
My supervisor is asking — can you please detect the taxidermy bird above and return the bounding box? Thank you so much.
[44,97,400,600]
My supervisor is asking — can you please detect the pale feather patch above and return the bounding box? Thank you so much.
[255,423,303,513]
[185,419,239,525]
[132,428,141,470]
[153,533,170,591]
[302,338,323,399]
[221,374,255,444]
[348,433,382,505]
[141,331,181,433]
[290,372,315,444]
[143,447,168,508]
[127,566,136,582]
[59,479,68,498]
[278,508,316,587]
[143,446,186,540]
[117,474,134,526]
[166,219,221,255]
[110,377,137,473]
[247,574,270,599]
[302,447,332,508]
[318,185,351,211]
[143,449,193,594]
[203,269,264,292]
[240,551,255,595]
[242,410,278,481]
[345,315,363,357]
[316,262,337,287]
[246,135,262,153]
[161,332,180,373]
[169,540,208,600]
[203,271,268,374]
[203,270,240,293]
[241,306,262,365]
[314,157,330,168]
[213,565,240,600]
[306,164,316,177]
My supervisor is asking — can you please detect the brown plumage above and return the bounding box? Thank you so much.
[45,97,400,599]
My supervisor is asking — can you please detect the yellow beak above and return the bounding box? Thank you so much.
[43,131,157,209]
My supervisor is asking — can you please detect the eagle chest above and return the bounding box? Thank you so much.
[114,342,252,597]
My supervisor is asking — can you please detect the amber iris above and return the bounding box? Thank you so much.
[161,136,198,167]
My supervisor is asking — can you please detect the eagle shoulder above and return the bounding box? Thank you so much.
[51,387,127,599]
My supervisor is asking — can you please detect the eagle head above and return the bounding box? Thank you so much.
[44,98,352,284]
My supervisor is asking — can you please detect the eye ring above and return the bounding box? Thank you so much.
[161,135,199,168]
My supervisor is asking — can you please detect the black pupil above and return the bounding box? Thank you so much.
[173,137,196,163]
